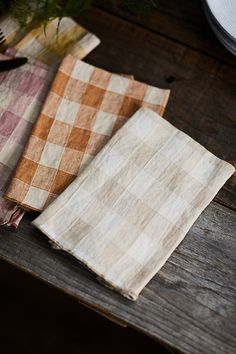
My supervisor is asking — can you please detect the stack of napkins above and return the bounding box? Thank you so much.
[1,14,234,300]
[33,107,235,300]
[0,16,100,225]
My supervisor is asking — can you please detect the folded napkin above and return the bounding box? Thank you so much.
[14,17,100,66]
[0,16,100,63]
[0,54,52,227]
[33,107,235,300]
[6,55,170,212]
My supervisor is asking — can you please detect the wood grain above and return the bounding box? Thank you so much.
[77,7,236,210]
[94,0,236,66]
[0,201,235,354]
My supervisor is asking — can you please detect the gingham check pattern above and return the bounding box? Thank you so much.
[14,17,100,66]
[33,107,235,300]
[0,16,100,64]
[6,55,170,212]
[0,53,51,226]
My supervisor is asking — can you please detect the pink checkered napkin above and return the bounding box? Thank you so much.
[0,53,52,227]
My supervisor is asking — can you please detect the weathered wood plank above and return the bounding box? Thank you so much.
[94,0,236,66]
[0,201,235,354]
[77,7,236,210]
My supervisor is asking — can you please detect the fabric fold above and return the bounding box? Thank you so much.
[14,17,100,66]
[0,16,100,64]
[33,107,235,300]
[6,54,170,212]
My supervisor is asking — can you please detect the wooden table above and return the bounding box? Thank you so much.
[0,1,235,353]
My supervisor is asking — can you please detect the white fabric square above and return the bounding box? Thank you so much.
[23,187,49,210]
[107,74,129,94]
[94,149,124,178]
[39,142,64,168]
[144,86,166,105]
[0,141,23,168]
[0,86,13,110]
[23,98,43,123]
[71,60,94,81]
[33,107,235,301]
[93,112,117,135]
[55,99,79,125]
[127,170,155,198]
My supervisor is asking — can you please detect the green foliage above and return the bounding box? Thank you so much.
[0,0,156,26]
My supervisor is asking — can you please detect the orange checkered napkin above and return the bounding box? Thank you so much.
[6,54,170,212]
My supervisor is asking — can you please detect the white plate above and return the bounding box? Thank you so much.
[206,0,236,39]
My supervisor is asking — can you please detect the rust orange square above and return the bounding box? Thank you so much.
[50,170,75,195]
[81,84,105,109]
[119,96,142,117]
[74,105,98,131]
[15,158,38,184]
[89,68,112,89]
[51,71,69,97]
[100,91,124,114]
[33,114,53,141]
[66,127,91,152]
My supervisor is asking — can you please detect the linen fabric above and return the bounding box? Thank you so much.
[0,54,52,226]
[33,107,235,300]
[6,55,170,212]
[14,17,100,66]
[0,16,100,63]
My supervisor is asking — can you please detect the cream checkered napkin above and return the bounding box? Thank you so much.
[6,55,170,212]
[33,107,235,300]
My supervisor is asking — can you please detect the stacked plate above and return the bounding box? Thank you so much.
[203,0,236,55]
